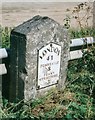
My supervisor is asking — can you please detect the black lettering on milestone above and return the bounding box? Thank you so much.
[47,56,49,61]
[40,56,42,59]
[39,44,60,59]
[47,48,50,52]
[50,44,53,52]
[54,48,60,55]
[51,55,53,60]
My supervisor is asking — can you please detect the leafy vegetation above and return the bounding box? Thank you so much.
[70,27,95,39]
[0,26,11,48]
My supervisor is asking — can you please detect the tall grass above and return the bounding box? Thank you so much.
[0,26,11,48]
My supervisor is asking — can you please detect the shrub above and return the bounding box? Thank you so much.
[0,26,11,48]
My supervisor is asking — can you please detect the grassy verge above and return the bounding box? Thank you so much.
[1,49,95,119]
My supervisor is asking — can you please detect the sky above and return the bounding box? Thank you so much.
[1,0,94,2]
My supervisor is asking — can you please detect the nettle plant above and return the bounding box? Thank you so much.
[63,2,94,38]
[71,2,92,29]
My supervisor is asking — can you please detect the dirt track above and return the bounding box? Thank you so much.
[1,2,93,28]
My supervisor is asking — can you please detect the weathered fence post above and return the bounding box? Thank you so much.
[9,15,70,102]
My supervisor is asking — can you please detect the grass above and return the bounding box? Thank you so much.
[70,27,95,39]
[0,26,11,48]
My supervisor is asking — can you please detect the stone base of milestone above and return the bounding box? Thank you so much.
[9,15,70,102]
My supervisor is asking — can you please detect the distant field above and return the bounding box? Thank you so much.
[1,2,93,28]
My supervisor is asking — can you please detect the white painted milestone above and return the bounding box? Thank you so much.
[38,43,61,89]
